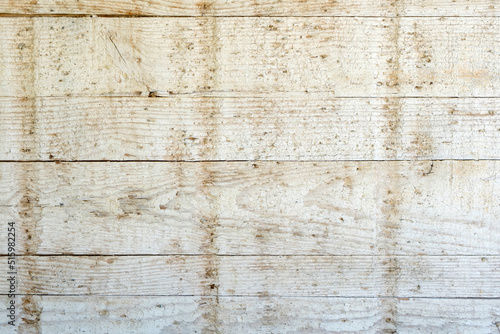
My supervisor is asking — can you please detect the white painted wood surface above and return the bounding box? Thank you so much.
[1,296,498,333]
[0,1,498,332]
[1,17,499,98]
[0,161,498,255]
[1,97,498,160]
[0,255,498,297]
[0,0,499,17]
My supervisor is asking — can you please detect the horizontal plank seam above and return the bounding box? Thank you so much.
[0,159,499,164]
[0,14,499,18]
[3,96,500,99]
[0,254,498,257]
[0,294,498,299]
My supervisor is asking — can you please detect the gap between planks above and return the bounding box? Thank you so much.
[1,254,500,257]
[0,159,499,163]
[2,14,500,18]
[1,294,499,299]
[3,96,500,99]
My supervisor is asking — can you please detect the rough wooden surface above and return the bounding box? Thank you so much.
[1,296,498,333]
[0,0,499,17]
[1,1,498,333]
[0,161,498,255]
[0,255,498,297]
[1,17,499,98]
[1,97,499,160]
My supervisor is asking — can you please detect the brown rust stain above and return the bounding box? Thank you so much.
[195,15,222,315]
[379,8,403,327]
[16,21,44,257]
[198,16,220,94]
[377,162,404,333]
[196,1,215,15]
[16,22,44,325]
[17,19,38,158]
[410,132,434,158]
[195,16,222,323]
[381,97,402,159]
[407,21,437,93]
[400,21,438,159]
[19,181,42,255]
[178,16,221,161]
[20,295,43,333]
[381,5,403,159]
[199,163,221,333]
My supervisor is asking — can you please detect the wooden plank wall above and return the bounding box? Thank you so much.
[0,1,499,333]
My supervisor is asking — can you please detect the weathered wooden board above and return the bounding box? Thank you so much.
[403,0,500,17]
[1,296,498,333]
[398,17,500,97]
[1,161,498,255]
[0,17,393,97]
[219,255,500,298]
[0,255,498,297]
[0,0,394,16]
[1,97,499,160]
[1,17,499,98]
[0,0,497,331]
[0,0,498,17]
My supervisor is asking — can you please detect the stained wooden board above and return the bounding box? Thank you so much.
[1,161,498,255]
[1,97,499,161]
[1,296,499,333]
[0,255,498,297]
[220,255,500,298]
[0,0,498,17]
[403,0,500,17]
[398,17,500,97]
[1,17,499,97]
[0,17,393,97]
[0,0,394,16]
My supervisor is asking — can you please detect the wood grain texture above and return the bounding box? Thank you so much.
[399,17,500,97]
[1,161,498,256]
[1,296,499,333]
[1,17,499,98]
[1,97,499,160]
[402,0,500,17]
[0,0,498,17]
[0,17,392,97]
[0,0,394,16]
[0,255,498,297]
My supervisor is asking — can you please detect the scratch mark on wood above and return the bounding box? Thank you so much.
[108,35,127,65]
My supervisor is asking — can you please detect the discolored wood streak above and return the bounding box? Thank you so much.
[19,295,43,334]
